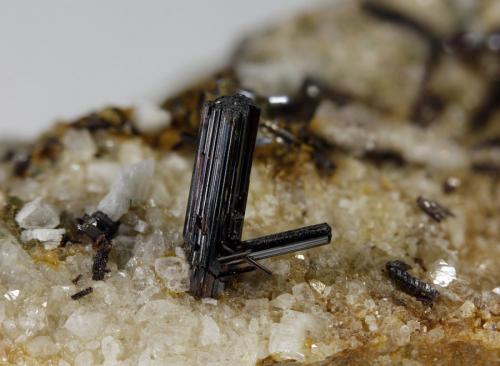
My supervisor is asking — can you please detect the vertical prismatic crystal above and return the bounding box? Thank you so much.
[184,94,260,297]
[184,94,332,298]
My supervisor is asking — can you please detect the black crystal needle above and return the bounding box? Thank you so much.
[219,223,332,263]
[184,94,332,298]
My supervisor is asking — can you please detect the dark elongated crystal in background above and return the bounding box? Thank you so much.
[184,94,332,298]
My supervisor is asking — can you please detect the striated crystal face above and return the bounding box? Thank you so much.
[0,0,499,365]
[183,94,261,298]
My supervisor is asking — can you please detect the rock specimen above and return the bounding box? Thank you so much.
[0,0,499,365]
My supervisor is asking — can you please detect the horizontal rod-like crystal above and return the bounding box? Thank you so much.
[219,223,331,263]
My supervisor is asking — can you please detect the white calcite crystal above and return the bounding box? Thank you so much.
[154,256,190,293]
[74,350,94,366]
[97,159,155,221]
[64,310,106,341]
[15,197,60,229]
[269,310,317,362]
[132,101,172,133]
[86,161,121,193]
[270,293,295,310]
[101,336,122,365]
[200,315,221,346]
[26,335,60,357]
[20,228,65,249]
[62,129,97,161]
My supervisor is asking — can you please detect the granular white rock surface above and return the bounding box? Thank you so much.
[0,124,498,364]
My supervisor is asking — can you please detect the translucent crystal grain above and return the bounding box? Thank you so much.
[74,350,94,366]
[269,310,316,362]
[271,293,295,310]
[26,335,59,357]
[154,257,190,293]
[430,260,457,287]
[63,129,96,161]
[64,311,106,340]
[98,159,155,220]
[132,102,172,133]
[101,336,122,362]
[200,315,221,346]
[20,228,65,249]
[15,197,60,229]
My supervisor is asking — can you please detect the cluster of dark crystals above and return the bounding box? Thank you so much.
[183,94,332,298]
[76,211,118,242]
[416,196,455,223]
[239,78,344,175]
[70,107,138,134]
[76,211,119,281]
[362,0,500,129]
[386,260,439,306]
[253,77,356,122]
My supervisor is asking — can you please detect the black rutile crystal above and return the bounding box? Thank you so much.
[92,240,112,281]
[71,274,83,285]
[386,260,439,305]
[184,94,260,298]
[184,94,332,298]
[223,223,332,263]
[71,287,93,300]
[76,211,118,242]
[417,196,454,222]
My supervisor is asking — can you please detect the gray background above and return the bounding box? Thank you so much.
[0,0,323,140]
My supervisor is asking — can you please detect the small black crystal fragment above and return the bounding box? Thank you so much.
[2,149,15,163]
[474,136,500,149]
[472,162,500,173]
[12,151,32,177]
[71,287,93,300]
[262,78,357,121]
[184,94,332,298]
[363,149,405,167]
[76,211,118,242]
[443,177,461,194]
[416,196,454,222]
[92,240,112,281]
[72,274,83,285]
[386,260,439,305]
[470,78,500,131]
